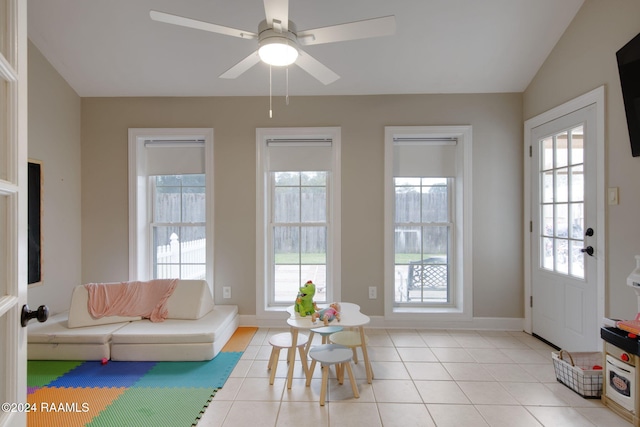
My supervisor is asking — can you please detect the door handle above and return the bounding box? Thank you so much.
[581,246,594,256]
[21,304,49,327]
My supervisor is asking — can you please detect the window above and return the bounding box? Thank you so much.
[128,129,214,285]
[272,171,328,303]
[394,177,453,305]
[257,128,341,317]
[152,174,206,279]
[384,126,472,319]
[539,125,585,278]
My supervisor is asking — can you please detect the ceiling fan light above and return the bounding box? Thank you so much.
[258,39,299,66]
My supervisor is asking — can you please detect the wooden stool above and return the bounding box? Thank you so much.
[306,344,359,406]
[329,330,369,365]
[268,332,309,385]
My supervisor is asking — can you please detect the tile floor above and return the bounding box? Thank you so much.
[198,328,631,427]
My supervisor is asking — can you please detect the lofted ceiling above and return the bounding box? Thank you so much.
[27,0,585,97]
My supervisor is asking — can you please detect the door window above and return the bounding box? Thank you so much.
[539,125,585,278]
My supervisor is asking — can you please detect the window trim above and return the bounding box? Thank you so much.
[384,126,472,320]
[256,127,341,319]
[128,128,214,288]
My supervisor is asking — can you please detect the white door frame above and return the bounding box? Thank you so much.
[523,86,606,342]
[0,0,28,426]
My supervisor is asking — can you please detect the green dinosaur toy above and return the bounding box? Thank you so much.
[294,280,317,317]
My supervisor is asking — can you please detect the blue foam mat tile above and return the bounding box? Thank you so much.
[48,361,157,388]
[133,352,242,389]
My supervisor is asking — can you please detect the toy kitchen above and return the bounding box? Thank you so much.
[601,255,640,426]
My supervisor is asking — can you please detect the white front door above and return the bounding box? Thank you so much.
[530,102,600,351]
[0,1,28,426]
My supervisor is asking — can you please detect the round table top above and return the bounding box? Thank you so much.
[286,302,370,329]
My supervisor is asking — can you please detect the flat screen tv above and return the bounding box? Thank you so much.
[617,32,640,157]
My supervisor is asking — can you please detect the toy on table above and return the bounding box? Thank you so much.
[294,280,317,317]
[312,302,341,326]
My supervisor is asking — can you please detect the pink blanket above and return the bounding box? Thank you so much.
[84,279,178,322]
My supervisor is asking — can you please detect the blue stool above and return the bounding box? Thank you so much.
[306,325,344,353]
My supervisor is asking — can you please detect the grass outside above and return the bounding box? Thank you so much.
[275,253,326,264]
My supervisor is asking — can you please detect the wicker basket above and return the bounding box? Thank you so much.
[552,350,603,398]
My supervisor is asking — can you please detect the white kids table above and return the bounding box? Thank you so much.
[285,302,373,389]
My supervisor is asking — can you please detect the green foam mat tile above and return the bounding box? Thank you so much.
[27,360,85,388]
[86,387,216,427]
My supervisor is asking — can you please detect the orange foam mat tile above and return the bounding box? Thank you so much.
[221,327,258,352]
[27,387,126,427]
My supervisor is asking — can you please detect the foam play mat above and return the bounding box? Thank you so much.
[27,327,257,426]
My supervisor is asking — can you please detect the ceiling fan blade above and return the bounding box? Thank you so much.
[295,50,339,85]
[150,10,257,40]
[263,0,289,31]
[219,51,261,79]
[297,15,396,46]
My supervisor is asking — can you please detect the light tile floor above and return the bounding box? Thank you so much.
[198,328,631,427]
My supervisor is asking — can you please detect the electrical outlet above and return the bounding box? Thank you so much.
[368,286,377,299]
[223,287,231,299]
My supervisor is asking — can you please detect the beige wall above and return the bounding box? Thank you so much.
[80,93,523,318]
[523,0,640,319]
[27,41,82,314]
[26,34,524,321]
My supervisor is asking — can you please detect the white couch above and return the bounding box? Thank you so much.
[27,280,238,361]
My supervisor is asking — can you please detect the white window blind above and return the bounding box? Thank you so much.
[267,139,333,171]
[144,140,205,175]
[393,138,457,177]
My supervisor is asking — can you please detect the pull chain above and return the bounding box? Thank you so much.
[286,68,289,106]
[269,65,273,118]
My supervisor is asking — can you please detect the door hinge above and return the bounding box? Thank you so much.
[529,145,532,157]
[530,221,533,232]
[530,296,533,308]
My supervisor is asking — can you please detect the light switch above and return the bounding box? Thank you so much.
[608,187,619,205]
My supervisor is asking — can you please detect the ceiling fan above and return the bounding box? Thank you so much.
[150,0,396,85]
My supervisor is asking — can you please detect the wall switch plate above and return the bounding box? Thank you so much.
[608,187,619,205]
[368,286,377,299]
[223,287,231,299]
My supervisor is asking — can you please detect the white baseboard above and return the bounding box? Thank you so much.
[239,314,525,331]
